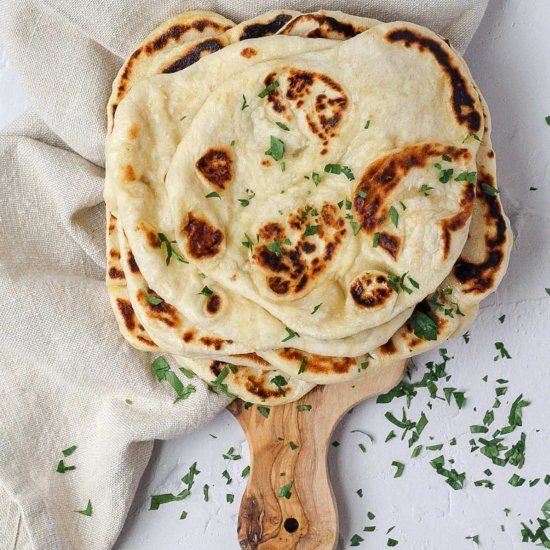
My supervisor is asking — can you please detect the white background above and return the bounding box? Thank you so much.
[1,1,549,548]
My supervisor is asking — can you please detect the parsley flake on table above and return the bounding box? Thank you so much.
[241,465,250,478]
[289,441,298,450]
[392,461,405,478]
[180,510,187,520]
[494,341,512,360]
[278,482,292,499]
[350,534,364,546]
[297,404,312,411]
[222,470,232,485]
[75,500,93,517]
[258,80,280,98]
[223,447,242,461]
[258,405,270,418]
[56,460,76,473]
[62,445,77,457]
[265,136,285,161]
[430,455,465,490]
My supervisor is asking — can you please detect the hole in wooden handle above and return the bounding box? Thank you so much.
[284,517,299,533]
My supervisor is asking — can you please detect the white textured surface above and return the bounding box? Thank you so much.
[1,1,549,548]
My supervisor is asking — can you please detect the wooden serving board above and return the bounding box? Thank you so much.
[228,359,407,550]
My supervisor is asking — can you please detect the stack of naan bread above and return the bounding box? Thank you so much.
[105,10,512,405]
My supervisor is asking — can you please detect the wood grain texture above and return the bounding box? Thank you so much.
[228,360,407,549]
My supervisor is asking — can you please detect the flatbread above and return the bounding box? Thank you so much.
[105,11,512,399]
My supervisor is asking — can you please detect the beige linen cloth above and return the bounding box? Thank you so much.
[0,1,488,548]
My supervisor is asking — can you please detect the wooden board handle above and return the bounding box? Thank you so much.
[230,399,339,550]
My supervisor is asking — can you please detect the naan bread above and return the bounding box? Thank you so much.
[105,10,512,401]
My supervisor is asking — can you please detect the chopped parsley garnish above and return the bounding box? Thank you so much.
[298,356,308,374]
[203,484,210,501]
[242,465,250,478]
[265,136,285,161]
[179,367,194,379]
[434,163,454,183]
[180,511,187,519]
[210,366,234,398]
[312,172,321,186]
[125,399,133,405]
[311,303,322,315]
[419,184,434,196]
[75,500,93,517]
[498,314,506,323]
[392,461,405,478]
[145,295,163,305]
[289,441,299,450]
[455,171,477,183]
[546,116,550,125]
[409,310,438,341]
[179,115,187,121]
[151,357,196,403]
[481,183,499,196]
[350,534,364,546]
[242,233,254,250]
[226,493,234,503]
[297,404,312,411]
[267,238,291,256]
[356,488,363,497]
[241,95,249,110]
[304,224,319,237]
[258,406,270,418]
[324,163,355,180]
[271,375,289,396]
[364,120,371,129]
[388,272,417,294]
[205,191,221,199]
[358,190,367,199]
[198,286,213,297]
[278,482,292,499]
[387,539,399,547]
[463,331,471,343]
[276,121,290,131]
[280,161,286,172]
[158,232,188,265]
[373,232,380,248]
[258,80,280,98]
[388,206,399,228]
[282,327,299,342]
[463,133,481,142]
[466,535,480,544]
